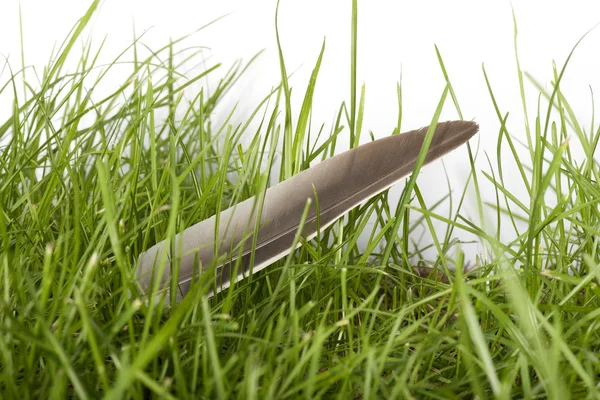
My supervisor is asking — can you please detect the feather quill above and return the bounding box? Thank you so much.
[137,120,478,300]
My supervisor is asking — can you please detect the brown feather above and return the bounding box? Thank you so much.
[137,120,479,300]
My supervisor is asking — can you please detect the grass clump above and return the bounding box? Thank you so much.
[1,1,600,398]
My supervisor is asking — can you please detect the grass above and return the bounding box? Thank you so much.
[1,1,600,398]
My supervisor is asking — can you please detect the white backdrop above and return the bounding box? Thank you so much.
[2,0,600,260]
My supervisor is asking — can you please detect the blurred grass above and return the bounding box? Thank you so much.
[1,1,599,399]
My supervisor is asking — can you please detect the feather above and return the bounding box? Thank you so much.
[137,120,478,300]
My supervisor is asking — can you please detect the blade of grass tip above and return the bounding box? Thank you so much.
[305,122,322,162]
[526,73,585,147]
[45,0,100,88]
[589,88,600,159]
[435,45,487,260]
[392,73,403,135]
[233,86,281,161]
[349,0,358,147]
[221,51,267,105]
[434,46,463,119]
[483,62,532,212]
[293,38,325,175]
[511,6,534,162]
[381,85,449,264]
[551,71,586,166]
[326,103,345,159]
[132,21,138,69]
[304,125,343,167]
[153,63,222,108]
[275,0,293,180]
[355,82,365,146]
[18,4,26,99]
[539,24,598,146]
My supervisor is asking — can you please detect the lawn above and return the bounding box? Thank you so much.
[1,1,599,399]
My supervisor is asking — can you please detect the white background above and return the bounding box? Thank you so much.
[2,0,600,260]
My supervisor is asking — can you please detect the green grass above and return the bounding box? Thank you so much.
[1,1,600,398]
